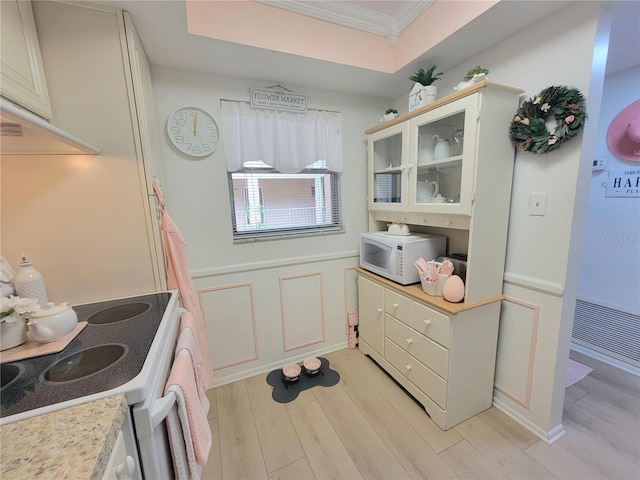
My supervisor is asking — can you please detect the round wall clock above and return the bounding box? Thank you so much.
[167,107,219,157]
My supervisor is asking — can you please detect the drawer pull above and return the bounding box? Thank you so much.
[424,319,432,327]
[405,338,413,345]
[376,308,383,313]
[405,364,412,372]
[392,303,399,309]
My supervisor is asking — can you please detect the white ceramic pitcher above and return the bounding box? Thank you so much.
[417,180,439,202]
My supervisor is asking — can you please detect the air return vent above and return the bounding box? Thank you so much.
[572,299,640,367]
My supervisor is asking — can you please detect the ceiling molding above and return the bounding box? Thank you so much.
[258,1,433,38]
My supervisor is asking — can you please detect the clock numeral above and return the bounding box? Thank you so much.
[174,135,185,144]
[202,145,211,153]
[170,126,180,134]
[176,118,187,127]
[193,146,202,155]
[184,143,192,151]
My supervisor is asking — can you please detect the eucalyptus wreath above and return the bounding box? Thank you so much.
[509,85,587,154]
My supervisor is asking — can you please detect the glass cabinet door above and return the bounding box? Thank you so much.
[368,122,410,211]
[408,94,479,215]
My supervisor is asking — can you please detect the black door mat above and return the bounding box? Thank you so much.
[266,357,340,403]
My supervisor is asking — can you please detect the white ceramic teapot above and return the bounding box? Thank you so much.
[432,135,450,160]
[27,302,77,343]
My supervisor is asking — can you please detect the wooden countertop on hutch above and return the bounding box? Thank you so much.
[365,81,523,135]
[356,267,502,315]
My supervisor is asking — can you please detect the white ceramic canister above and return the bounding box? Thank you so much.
[13,254,48,307]
[433,135,450,160]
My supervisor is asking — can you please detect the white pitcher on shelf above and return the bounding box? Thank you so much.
[417,180,439,202]
[432,135,450,160]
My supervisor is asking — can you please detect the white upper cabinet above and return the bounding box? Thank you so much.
[407,94,479,215]
[1,0,52,119]
[367,121,410,212]
[366,82,522,222]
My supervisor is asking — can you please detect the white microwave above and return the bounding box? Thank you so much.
[360,232,446,285]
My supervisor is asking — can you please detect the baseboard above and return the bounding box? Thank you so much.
[571,342,640,377]
[492,396,567,444]
[209,340,349,388]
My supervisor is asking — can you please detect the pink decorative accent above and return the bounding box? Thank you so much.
[607,99,640,162]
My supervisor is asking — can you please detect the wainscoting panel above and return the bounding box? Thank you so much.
[494,297,540,408]
[200,283,258,370]
[280,272,325,351]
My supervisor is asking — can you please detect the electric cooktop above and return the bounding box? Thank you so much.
[0,292,172,420]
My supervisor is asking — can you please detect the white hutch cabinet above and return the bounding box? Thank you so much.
[360,82,522,430]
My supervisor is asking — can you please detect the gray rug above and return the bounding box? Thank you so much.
[266,357,340,403]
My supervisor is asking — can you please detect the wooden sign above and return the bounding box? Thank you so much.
[250,88,307,112]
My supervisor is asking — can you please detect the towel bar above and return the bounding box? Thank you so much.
[150,391,176,429]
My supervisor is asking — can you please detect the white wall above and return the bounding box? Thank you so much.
[577,64,640,313]
[392,1,606,441]
[150,67,386,384]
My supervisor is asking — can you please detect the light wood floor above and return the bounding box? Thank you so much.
[202,348,640,479]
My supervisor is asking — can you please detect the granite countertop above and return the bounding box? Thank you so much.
[0,394,127,480]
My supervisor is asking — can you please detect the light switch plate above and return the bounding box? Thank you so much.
[529,192,548,216]
[592,156,607,171]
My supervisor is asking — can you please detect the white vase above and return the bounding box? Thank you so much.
[0,313,28,350]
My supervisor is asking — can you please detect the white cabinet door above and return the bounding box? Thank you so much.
[358,275,385,355]
[367,121,410,212]
[0,0,52,119]
[122,12,167,292]
[407,94,480,215]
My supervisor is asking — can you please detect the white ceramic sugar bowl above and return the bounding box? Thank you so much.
[27,302,77,343]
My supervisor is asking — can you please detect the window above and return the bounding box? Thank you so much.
[221,101,343,241]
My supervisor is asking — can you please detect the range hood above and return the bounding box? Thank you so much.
[0,97,100,155]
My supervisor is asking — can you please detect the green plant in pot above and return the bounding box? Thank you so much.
[409,64,443,110]
[381,108,399,122]
[409,64,444,86]
[464,66,489,81]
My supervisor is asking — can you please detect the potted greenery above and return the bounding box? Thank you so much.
[455,66,490,91]
[380,108,399,122]
[409,64,444,110]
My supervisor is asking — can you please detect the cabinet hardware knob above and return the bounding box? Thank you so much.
[405,365,412,371]
[424,319,432,327]
[405,338,413,345]
[376,308,383,313]
[116,456,136,479]
[392,303,399,309]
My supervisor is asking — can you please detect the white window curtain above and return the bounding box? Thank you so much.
[221,100,343,173]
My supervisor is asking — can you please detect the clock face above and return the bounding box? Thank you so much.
[167,107,219,157]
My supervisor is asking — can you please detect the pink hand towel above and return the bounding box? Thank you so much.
[154,179,214,388]
[176,325,206,401]
[165,349,212,469]
[180,311,210,390]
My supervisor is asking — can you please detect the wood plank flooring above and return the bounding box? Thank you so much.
[202,348,640,479]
